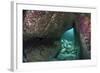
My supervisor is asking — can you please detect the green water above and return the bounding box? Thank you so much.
[56,28,80,60]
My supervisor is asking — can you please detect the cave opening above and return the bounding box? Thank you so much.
[55,27,80,60]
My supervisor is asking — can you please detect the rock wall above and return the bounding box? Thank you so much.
[23,10,74,41]
[75,13,91,59]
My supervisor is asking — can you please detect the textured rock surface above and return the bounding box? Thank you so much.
[75,14,91,59]
[23,10,74,41]
[23,37,61,62]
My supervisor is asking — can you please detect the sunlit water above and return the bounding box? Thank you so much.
[56,28,80,60]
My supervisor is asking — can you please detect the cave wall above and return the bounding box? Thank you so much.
[75,13,91,59]
[23,10,75,41]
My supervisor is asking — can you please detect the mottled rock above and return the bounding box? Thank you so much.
[75,14,91,59]
[23,10,75,41]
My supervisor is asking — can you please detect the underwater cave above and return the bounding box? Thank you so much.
[23,10,91,62]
